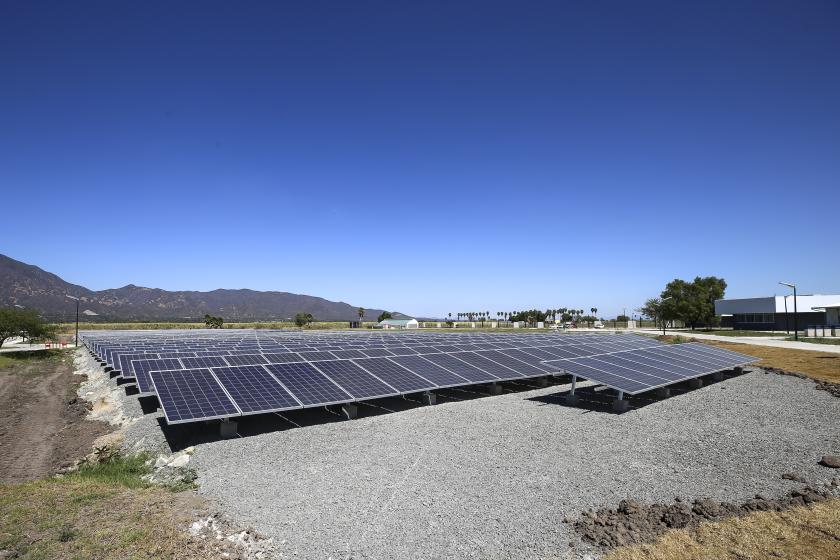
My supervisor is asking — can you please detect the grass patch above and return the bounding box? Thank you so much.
[69,453,152,489]
[604,498,840,560]
[787,337,840,346]
[0,454,211,559]
[0,349,71,376]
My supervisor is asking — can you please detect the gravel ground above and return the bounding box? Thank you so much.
[185,368,840,560]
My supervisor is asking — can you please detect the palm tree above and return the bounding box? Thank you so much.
[358,307,365,323]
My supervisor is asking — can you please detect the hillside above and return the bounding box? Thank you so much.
[0,254,395,322]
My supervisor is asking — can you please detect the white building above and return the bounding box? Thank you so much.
[379,318,419,330]
[714,294,840,331]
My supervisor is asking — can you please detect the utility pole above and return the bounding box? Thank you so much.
[66,295,80,347]
[779,282,797,340]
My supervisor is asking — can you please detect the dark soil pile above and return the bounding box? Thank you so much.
[574,484,838,548]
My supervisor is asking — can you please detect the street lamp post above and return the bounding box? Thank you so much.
[66,295,79,347]
[660,296,673,336]
[779,282,798,340]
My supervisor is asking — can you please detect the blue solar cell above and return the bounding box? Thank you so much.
[180,356,229,369]
[222,354,269,366]
[298,351,338,362]
[262,352,304,363]
[311,360,398,399]
[211,365,301,413]
[131,358,184,393]
[117,352,158,377]
[359,348,395,358]
[353,358,434,393]
[264,362,352,406]
[456,352,525,379]
[422,353,498,382]
[151,368,240,424]
[492,349,556,373]
[388,355,472,387]
[329,349,367,360]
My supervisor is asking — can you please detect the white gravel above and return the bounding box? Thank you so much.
[186,368,840,560]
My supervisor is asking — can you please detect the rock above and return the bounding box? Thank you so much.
[184,446,195,455]
[781,472,806,482]
[169,454,191,468]
[154,455,170,468]
[819,455,840,468]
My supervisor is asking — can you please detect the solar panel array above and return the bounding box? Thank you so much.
[83,329,757,424]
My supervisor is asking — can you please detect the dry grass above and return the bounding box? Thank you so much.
[0,477,216,559]
[605,498,840,560]
[703,341,840,384]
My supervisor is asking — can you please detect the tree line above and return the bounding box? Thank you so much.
[448,307,600,326]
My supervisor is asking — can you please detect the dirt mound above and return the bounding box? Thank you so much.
[763,366,840,398]
[574,485,837,548]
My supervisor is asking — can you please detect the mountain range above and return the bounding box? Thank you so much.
[0,253,397,322]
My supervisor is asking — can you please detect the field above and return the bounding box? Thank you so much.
[2,332,838,560]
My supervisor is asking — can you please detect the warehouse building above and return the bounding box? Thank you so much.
[714,294,840,331]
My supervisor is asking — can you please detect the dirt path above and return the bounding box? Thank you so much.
[0,352,111,483]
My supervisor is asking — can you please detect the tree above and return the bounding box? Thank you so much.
[377,311,393,322]
[358,307,365,323]
[0,307,52,347]
[204,314,224,328]
[659,276,727,330]
[294,312,314,328]
[637,298,662,326]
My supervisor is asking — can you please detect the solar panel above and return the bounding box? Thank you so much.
[354,357,434,393]
[359,348,395,358]
[389,355,472,387]
[180,356,229,369]
[211,365,301,413]
[262,352,304,363]
[131,358,184,393]
[556,343,758,395]
[117,352,158,377]
[422,353,498,382]
[483,349,554,375]
[150,368,240,424]
[310,360,399,399]
[329,349,367,360]
[222,353,269,366]
[454,352,524,380]
[298,351,338,362]
[264,362,352,406]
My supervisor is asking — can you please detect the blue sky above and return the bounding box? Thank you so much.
[1,1,838,318]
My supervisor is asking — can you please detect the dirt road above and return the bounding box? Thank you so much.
[0,351,110,483]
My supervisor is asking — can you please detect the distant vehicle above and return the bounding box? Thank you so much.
[564,322,574,328]
[593,321,605,329]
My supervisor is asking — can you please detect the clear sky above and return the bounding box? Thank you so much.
[1,1,838,318]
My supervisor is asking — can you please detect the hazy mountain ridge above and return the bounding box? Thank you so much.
[0,254,394,322]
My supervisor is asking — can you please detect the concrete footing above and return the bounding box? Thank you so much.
[219,420,238,439]
[734,366,744,374]
[612,398,629,412]
[421,392,437,406]
[104,366,113,373]
[341,403,358,420]
[688,378,703,389]
[487,382,502,395]
[535,377,549,387]
[655,387,671,398]
[564,394,579,405]
[712,370,725,381]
